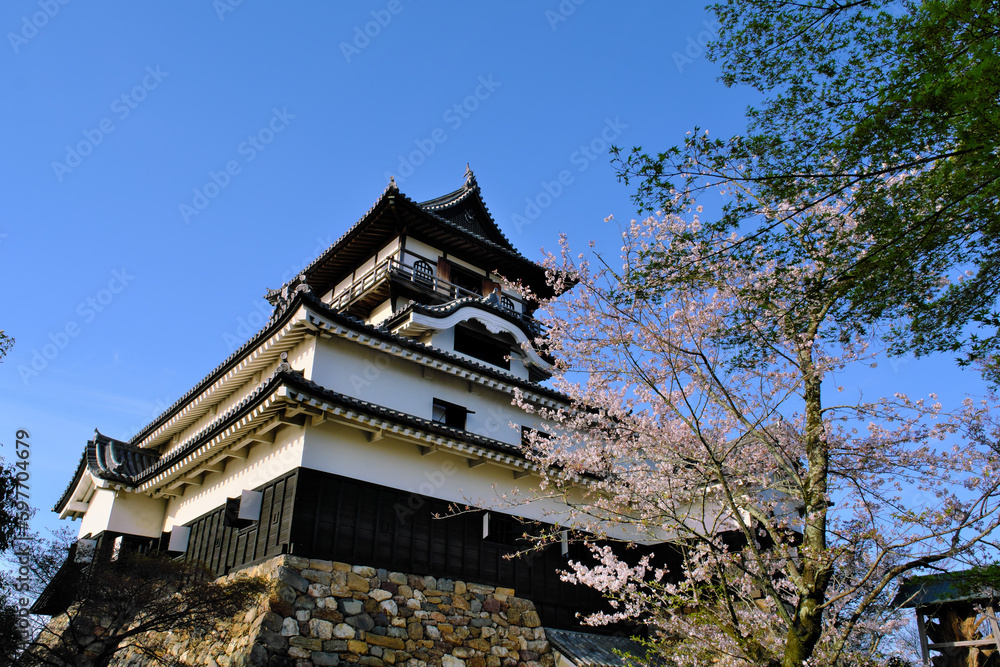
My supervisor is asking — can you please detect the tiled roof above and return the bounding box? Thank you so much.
[139,365,534,486]
[53,285,569,511]
[131,287,565,445]
[894,570,999,608]
[272,172,547,305]
[134,365,291,483]
[416,166,515,250]
[544,627,660,666]
[89,430,159,482]
[303,292,559,393]
[59,364,538,500]
[53,431,161,512]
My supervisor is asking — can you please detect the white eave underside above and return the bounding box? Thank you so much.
[58,469,100,520]
[388,307,551,372]
[135,311,312,455]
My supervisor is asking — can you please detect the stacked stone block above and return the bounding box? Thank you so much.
[110,555,553,667]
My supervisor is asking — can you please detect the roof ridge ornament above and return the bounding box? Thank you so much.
[464,163,477,187]
[273,273,311,311]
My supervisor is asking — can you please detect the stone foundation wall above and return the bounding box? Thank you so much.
[110,555,553,667]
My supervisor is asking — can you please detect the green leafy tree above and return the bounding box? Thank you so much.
[614,0,1000,377]
[0,330,12,361]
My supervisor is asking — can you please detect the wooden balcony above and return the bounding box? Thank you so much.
[330,254,540,335]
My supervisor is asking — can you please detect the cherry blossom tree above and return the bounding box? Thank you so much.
[515,192,1000,666]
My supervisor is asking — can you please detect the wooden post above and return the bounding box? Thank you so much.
[988,604,1000,651]
[915,609,931,666]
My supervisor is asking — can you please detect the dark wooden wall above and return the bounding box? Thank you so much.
[289,467,657,631]
[183,470,296,575]
[178,466,680,632]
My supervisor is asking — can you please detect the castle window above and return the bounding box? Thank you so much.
[432,398,471,430]
[483,512,519,547]
[454,324,510,370]
[500,295,515,313]
[413,260,434,285]
[450,265,482,296]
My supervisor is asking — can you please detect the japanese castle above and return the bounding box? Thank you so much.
[43,169,655,635]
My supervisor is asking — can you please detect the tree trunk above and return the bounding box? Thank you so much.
[782,342,833,666]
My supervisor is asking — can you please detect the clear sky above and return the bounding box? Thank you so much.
[0,2,984,538]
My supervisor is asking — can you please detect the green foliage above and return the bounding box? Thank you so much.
[614,0,1000,377]
[953,562,1000,598]
[0,330,12,361]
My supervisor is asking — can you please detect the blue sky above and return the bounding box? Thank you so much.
[0,2,984,538]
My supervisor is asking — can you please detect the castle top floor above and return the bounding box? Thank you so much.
[265,168,557,330]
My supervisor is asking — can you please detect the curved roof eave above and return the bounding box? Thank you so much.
[68,286,567,486]
[136,367,541,491]
[269,177,566,304]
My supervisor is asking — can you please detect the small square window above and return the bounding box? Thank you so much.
[432,398,471,430]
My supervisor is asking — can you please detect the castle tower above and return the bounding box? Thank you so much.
[39,172,647,649]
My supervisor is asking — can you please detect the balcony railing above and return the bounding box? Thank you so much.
[329,254,539,333]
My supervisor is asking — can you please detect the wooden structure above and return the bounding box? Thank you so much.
[896,571,1000,666]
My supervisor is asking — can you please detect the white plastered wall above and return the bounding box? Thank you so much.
[403,238,438,264]
[162,422,306,531]
[301,419,570,525]
[368,299,394,326]
[77,486,167,540]
[309,335,545,447]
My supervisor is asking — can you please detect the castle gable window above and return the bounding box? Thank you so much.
[454,324,510,370]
